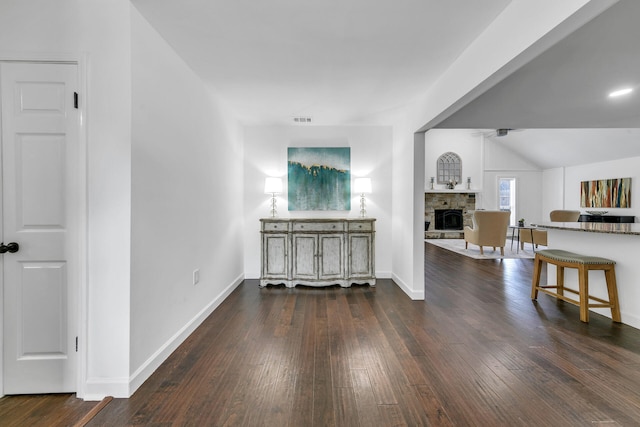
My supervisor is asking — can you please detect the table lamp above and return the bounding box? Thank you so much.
[354,177,372,217]
[264,177,283,217]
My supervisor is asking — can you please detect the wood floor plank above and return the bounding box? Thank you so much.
[351,368,382,426]
[312,295,335,427]
[353,319,399,405]
[452,341,580,426]
[0,394,96,427]
[327,294,353,389]
[334,386,360,427]
[377,404,408,427]
[289,292,316,427]
[414,384,454,426]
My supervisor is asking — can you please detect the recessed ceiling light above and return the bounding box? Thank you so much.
[608,88,633,98]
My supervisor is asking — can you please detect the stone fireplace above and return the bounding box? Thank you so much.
[425,192,476,239]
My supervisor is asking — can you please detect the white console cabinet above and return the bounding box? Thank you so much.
[260,218,375,288]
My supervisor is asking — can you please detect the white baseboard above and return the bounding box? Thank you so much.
[621,311,640,330]
[82,377,130,401]
[127,273,244,397]
[590,307,640,330]
[391,273,425,300]
[375,270,392,279]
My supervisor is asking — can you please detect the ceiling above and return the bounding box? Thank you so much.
[434,0,640,168]
[131,0,640,169]
[482,128,640,169]
[131,0,511,125]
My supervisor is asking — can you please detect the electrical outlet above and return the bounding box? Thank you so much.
[193,269,200,285]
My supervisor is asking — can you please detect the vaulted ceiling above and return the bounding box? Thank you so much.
[131,0,639,169]
[131,0,511,125]
[435,0,640,168]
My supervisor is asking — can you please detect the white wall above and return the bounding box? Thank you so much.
[424,129,483,191]
[78,0,133,399]
[243,125,393,280]
[0,0,133,399]
[130,7,243,394]
[392,110,425,299]
[558,156,640,219]
[542,167,566,215]
[482,138,543,223]
[0,0,78,51]
[483,171,543,222]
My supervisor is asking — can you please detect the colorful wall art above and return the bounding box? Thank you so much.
[288,147,351,211]
[580,177,631,208]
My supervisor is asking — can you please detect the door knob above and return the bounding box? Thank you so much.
[0,242,19,254]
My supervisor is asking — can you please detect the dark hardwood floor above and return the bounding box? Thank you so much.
[3,242,640,426]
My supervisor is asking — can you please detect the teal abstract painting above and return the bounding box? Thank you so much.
[288,147,351,211]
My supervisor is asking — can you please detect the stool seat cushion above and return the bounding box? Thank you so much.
[536,249,615,265]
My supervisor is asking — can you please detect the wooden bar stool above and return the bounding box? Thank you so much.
[531,249,621,323]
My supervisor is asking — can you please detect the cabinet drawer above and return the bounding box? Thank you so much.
[292,221,345,232]
[262,221,289,232]
[348,221,373,232]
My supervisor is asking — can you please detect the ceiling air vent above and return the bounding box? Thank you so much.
[292,116,312,124]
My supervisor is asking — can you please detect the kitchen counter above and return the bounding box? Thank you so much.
[531,221,640,329]
[533,221,640,236]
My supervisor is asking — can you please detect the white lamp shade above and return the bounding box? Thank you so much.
[354,177,372,194]
[264,177,283,194]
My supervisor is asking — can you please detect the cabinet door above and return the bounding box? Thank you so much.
[319,234,343,280]
[263,234,288,278]
[349,233,373,278]
[292,234,318,279]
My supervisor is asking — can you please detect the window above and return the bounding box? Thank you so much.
[498,177,517,225]
[437,152,461,185]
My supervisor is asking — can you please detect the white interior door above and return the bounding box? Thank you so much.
[1,62,78,394]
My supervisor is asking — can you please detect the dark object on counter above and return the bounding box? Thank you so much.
[578,215,634,223]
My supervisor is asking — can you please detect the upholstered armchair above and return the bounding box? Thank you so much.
[464,210,511,255]
[520,210,580,249]
[519,229,548,249]
[549,210,581,222]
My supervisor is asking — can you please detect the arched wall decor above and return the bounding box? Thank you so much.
[437,151,462,185]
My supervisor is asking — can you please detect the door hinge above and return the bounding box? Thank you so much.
[75,336,78,352]
[74,92,79,109]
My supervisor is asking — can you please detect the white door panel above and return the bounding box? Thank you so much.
[18,134,66,228]
[21,262,68,355]
[1,62,77,394]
